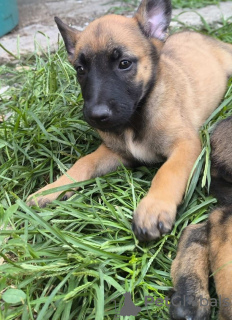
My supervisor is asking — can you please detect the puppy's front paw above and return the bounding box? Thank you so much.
[132,195,176,241]
[27,183,74,207]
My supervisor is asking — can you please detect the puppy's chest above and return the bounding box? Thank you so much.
[125,130,156,162]
[100,130,163,164]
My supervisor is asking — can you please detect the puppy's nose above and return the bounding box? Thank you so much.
[89,105,112,122]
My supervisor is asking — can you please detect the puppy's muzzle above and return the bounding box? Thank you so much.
[84,104,114,129]
[90,105,112,122]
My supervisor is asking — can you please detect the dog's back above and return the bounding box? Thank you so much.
[157,32,232,130]
[210,115,232,205]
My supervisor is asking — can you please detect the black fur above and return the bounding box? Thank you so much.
[169,275,210,320]
[74,43,158,134]
[210,177,232,205]
[210,115,232,205]
[183,224,208,249]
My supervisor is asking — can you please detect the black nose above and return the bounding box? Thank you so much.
[89,105,112,122]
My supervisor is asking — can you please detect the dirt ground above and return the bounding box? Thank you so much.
[0,0,231,62]
[17,0,122,29]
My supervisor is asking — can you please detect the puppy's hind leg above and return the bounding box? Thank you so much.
[208,207,232,320]
[209,115,232,319]
[170,223,210,320]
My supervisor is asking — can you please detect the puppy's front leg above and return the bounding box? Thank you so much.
[27,144,128,207]
[133,136,201,241]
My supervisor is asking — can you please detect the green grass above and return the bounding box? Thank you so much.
[0,15,232,320]
[172,0,228,9]
[108,0,229,14]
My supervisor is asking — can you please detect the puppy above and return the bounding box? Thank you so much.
[27,0,232,241]
[170,116,232,320]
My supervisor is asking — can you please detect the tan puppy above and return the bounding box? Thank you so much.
[170,116,232,320]
[27,0,232,241]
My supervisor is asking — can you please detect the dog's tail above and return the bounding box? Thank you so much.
[210,115,232,205]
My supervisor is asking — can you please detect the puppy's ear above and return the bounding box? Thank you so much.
[134,0,172,41]
[54,17,80,61]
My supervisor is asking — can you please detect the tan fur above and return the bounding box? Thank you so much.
[171,223,209,295]
[208,119,232,320]
[170,116,232,319]
[170,223,210,319]
[209,208,232,320]
[171,208,232,320]
[27,2,232,241]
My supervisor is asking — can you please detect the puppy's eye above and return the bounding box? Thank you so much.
[76,66,85,75]
[118,60,132,70]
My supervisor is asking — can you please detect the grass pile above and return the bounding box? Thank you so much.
[0,15,232,320]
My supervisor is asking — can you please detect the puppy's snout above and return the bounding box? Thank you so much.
[89,105,112,123]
